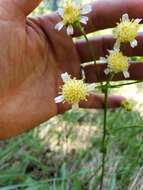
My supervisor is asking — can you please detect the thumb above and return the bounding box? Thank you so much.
[0,0,42,19]
[13,0,42,16]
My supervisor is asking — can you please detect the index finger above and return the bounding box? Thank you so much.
[39,0,143,37]
[83,62,143,83]
[74,0,143,36]
[0,0,42,19]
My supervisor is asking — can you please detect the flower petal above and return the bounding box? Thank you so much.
[72,103,79,110]
[135,18,142,24]
[73,0,80,7]
[108,48,119,54]
[122,13,129,22]
[108,49,115,54]
[104,68,110,75]
[130,39,138,48]
[81,66,86,79]
[81,4,92,15]
[113,40,121,50]
[123,71,130,78]
[87,83,96,92]
[80,16,88,24]
[96,57,107,64]
[61,72,70,83]
[67,25,74,35]
[58,8,64,17]
[55,95,64,103]
[55,22,64,31]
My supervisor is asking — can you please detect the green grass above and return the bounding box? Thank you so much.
[0,108,143,190]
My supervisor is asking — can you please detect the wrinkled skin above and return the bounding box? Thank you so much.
[0,0,143,139]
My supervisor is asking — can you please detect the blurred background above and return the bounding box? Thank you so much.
[0,0,143,189]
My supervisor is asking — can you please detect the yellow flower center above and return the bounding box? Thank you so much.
[113,19,140,42]
[63,3,80,25]
[62,79,87,104]
[107,51,129,73]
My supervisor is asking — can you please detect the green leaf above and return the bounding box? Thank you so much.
[108,172,116,190]
[72,176,83,190]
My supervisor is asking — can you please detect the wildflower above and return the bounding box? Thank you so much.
[113,13,142,48]
[97,49,130,78]
[54,72,95,109]
[55,1,92,35]
[121,99,133,112]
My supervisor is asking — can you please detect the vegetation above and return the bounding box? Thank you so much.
[1,106,143,189]
[0,1,143,190]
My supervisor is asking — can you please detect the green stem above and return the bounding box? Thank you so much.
[77,23,102,87]
[110,80,143,88]
[112,125,143,133]
[95,80,143,90]
[77,23,95,61]
[100,81,109,190]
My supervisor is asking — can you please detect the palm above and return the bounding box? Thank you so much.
[1,0,142,139]
[0,9,81,138]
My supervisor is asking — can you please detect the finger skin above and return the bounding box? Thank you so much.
[74,0,143,36]
[39,0,143,36]
[80,94,124,109]
[76,33,143,63]
[57,94,124,115]
[1,0,143,140]
[38,1,143,37]
[0,0,42,19]
[0,10,81,140]
[13,0,42,16]
[41,0,143,37]
[83,62,143,83]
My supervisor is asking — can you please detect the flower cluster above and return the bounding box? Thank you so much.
[98,49,129,78]
[54,1,94,108]
[55,1,92,35]
[55,73,95,109]
[52,2,142,189]
[54,2,141,110]
[113,13,141,48]
[97,13,141,78]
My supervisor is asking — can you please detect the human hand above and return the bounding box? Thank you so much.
[0,0,143,139]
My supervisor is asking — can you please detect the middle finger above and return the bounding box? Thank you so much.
[75,33,143,63]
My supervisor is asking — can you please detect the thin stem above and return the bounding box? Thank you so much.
[77,23,102,86]
[100,81,109,190]
[112,125,143,133]
[95,80,143,90]
[110,80,143,88]
[77,23,95,61]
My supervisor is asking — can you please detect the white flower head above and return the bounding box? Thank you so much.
[55,1,92,35]
[113,13,142,48]
[54,72,96,109]
[97,49,130,78]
